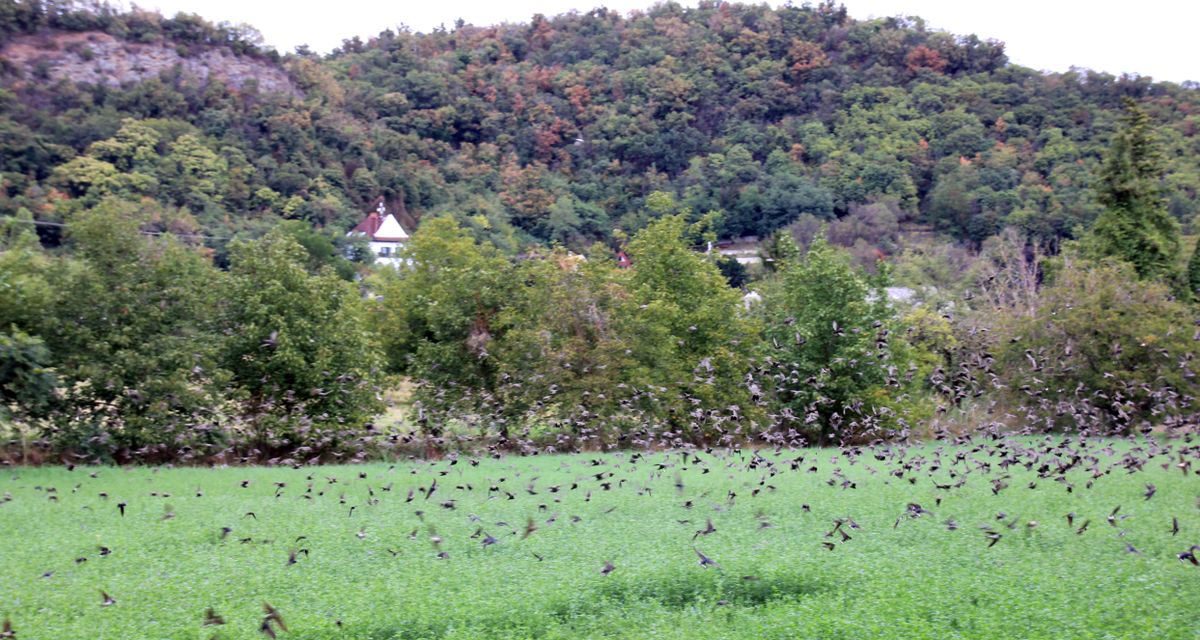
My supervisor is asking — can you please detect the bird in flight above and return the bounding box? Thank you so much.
[203,608,225,626]
[694,547,720,568]
[261,602,286,638]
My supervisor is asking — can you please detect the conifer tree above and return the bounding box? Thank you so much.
[1086,98,1179,281]
[1187,242,1200,298]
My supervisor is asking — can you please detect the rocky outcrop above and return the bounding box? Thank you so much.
[0,31,300,97]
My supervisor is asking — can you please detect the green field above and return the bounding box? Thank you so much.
[1,437,1198,639]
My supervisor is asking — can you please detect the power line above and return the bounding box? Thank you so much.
[0,217,232,242]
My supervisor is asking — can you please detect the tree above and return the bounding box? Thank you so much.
[222,229,384,447]
[492,247,633,436]
[0,329,58,423]
[274,220,358,280]
[716,255,749,288]
[369,216,513,428]
[45,199,228,455]
[620,213,759,437]
[0,210,55,332]
[762,233,905,444]
[1085,98,1179,282]
[1188,242,1200,298]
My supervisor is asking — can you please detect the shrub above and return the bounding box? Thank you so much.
[996,257,1199,431]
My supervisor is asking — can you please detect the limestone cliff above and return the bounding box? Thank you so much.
[1,31,300,97]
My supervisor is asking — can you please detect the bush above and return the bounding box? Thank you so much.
[996,257,1199,431]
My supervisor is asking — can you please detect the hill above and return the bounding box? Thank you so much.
[1,0,1198,254]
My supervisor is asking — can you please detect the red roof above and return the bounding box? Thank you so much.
[352,211,383,237]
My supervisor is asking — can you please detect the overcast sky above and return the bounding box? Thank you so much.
[138,0,1197,83]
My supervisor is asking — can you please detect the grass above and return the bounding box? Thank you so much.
[0,436,1198,639]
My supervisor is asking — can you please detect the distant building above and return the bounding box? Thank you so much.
[350,202,410,267]
[711,238,763,266]
[742,290,762,311]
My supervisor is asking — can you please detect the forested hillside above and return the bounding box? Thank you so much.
[3,0,1198,253]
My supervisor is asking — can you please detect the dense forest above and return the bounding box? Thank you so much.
[2,0,1198,251]
[2,0,1200,462]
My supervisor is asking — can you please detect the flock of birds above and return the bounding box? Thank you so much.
[5,274,1200,636]
[19,274,1200,469]
[2,424,1198,638]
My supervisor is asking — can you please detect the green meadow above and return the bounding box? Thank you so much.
[1,438,1198,639]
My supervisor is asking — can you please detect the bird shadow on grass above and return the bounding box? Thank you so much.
[319,573,835,639]
[569,569,833,614]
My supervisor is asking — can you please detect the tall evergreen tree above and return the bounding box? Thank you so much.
[1086,98,1179,281]
[1188,243,1200,298]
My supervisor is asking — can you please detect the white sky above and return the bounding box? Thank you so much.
[136,0,1198,83]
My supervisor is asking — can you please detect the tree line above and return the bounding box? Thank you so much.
[4,102,1199,461]
[2,3,1200,461]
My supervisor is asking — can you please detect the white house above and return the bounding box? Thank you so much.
[349,202,410,267]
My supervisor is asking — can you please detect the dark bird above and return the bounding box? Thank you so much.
[261,602,286,637]
[117,502,126,517]
[693,518,715,541]
[694,547,720,568]
[287,548,308,565]
[100,590,116,606]
[1144,484,1157,500]
[1171,516,1179,536]
[1,617,13,639]
[600,560,615,575]
[203,608,226,626]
